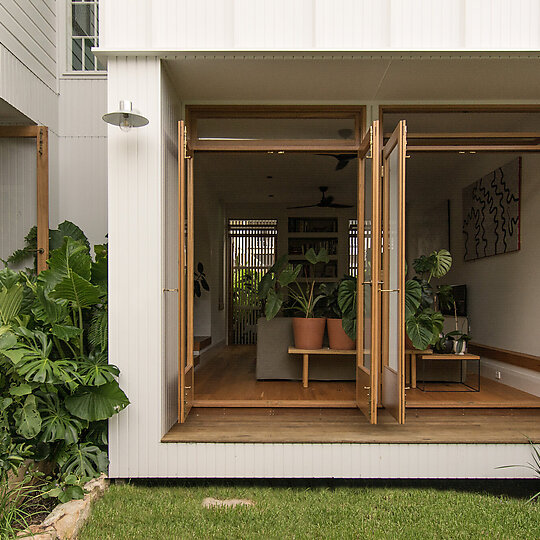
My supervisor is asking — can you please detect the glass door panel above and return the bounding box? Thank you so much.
[380,121,406,424]
[356,121,381,424]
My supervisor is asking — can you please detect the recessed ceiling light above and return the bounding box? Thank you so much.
[469,151,477,154]
[277,151,285,154]
[459,151,466,154]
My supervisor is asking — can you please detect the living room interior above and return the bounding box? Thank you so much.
[176,107,540,425]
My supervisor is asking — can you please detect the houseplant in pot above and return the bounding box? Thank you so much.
[258,248,329,349]
[319,279,356,350]
[404,249,451,350]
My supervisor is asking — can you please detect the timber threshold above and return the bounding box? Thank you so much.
[162,408,540,444]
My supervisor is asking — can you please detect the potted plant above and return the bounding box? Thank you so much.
[258,248,329,349]
[404,249,451,350]
[319,279,356,350]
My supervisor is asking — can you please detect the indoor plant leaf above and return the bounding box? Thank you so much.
[52,324,83,342]
[337,278,356,318]
[405,313,434,350]
[32,286,69,324]
[342,316,356,341]
[404,279,422,319]
[9,383,33,396]
[429,249,452,279]
[13,395,42,439]
[91,244,108,289]
[264,288,283,320]
[88,310,108,352]
[65,381,129,422]
[49,221,90,252]
[277,264,302,287]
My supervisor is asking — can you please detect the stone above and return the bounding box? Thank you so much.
[83,474,108,502]
[202,497,255,509]
[42,498,91,539]
[17,525,57,540]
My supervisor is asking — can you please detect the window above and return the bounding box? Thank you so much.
[70,0,105,72]
[348,219,358,277]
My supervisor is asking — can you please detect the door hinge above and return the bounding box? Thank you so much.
[380,165,384,178]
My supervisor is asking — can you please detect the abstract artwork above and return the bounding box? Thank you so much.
[462,157,521,261]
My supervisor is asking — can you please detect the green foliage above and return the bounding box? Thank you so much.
[194,262,209,298]
[405,249,456,350]
[0,222,128,505]
[337,277,357,340]
[258,249,329,319]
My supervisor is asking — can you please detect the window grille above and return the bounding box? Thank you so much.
[70,0,105,72]
[348,219,358,277]
[229,219,277,345]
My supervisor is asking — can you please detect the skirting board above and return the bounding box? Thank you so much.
[109,442,537,479]
[481,358,540,397]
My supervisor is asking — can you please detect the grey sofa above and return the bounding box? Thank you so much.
[256,317,355,381]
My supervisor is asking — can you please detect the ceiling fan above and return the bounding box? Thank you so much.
[316,153,357,170]
[287,186,353,209]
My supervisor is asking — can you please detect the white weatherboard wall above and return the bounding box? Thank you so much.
[100,0,540,52]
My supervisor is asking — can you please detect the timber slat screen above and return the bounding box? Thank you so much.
[348,219,358,277]
[229,219,277,345]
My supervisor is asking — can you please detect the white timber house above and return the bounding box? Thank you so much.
[2,0,540,478]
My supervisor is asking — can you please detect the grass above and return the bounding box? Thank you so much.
[80,480,540,540]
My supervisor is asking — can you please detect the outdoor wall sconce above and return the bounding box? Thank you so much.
[102,100,149,132]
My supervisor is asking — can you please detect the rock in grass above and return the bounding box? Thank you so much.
[202,497,254,509]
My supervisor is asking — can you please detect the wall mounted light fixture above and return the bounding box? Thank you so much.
[102,100,149,132]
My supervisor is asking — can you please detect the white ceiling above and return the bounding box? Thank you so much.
[164,56,540,101]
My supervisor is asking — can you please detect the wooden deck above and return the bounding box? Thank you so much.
[163,407,540,444]
[195,345,540,409]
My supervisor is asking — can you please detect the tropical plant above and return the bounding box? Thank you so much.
[0,221,128,503]
[404,249,452,350]
[337,277,357,340]
[257,248,329,320]
[194,262,209,298]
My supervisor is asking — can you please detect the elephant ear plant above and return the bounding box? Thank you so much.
[404,249,452,350]
[0,221,128,503]
[258,248,329,319]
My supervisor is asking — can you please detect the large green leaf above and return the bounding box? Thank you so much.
[39,237,92,291]
[50,271,102,309]
[49,221,90,252]
[257,271,275,300]
[304,248,330,265]
[32,287,68,324]
[0,282,23,324]
[337,278,357,318]
[37,393,85,445]
[13,395,42,439]
[57,443,109,479]
[78,352,119,386]
[430,249,452,279]
[405,313,434,350]
[342,316,356,341]
[277,264,302,287]
[264,288,283,320]
[65,381,129,422]
[0,268,21,290]
[404,279,422,319]
[52,324,83,342]
[91,244,108,288]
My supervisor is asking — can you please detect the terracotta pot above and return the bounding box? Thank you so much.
[327,318,356,350]
[292,317,326,350]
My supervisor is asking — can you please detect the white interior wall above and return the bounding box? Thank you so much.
[407,153,540,357]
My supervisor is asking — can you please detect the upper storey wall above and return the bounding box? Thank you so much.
[99,0,540,52]
[0,0,57,91]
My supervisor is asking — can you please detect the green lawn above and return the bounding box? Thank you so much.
[80,480,540,540]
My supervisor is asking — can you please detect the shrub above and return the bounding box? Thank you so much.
[0,222,128,503]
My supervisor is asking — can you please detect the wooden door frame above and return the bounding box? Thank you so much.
[185,105,366,152]
[0,126,49,273]
[185,105,366,409]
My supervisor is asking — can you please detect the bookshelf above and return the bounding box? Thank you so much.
[287,217,339,282]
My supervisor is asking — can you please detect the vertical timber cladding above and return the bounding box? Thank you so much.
[229,219,277,345]
[0,125,49,273]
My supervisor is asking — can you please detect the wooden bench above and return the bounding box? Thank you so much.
[405,348,433,389]
[288,347,356,388]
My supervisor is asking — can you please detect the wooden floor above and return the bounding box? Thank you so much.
[194,345,356,407]
[163,407,540,443]
[195,345,540,409]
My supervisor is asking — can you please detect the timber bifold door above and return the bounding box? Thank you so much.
[380,121,407,424]
[178,120,195,423]
[356,122,381,424]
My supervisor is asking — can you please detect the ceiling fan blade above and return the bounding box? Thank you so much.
[335,160,350,171]
[287,203,320,209]
[328,203,354,208]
